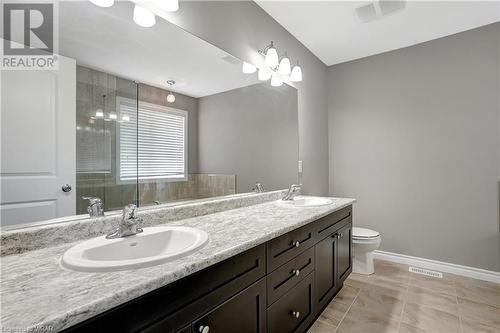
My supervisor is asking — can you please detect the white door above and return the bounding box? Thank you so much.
[0,56,76,228]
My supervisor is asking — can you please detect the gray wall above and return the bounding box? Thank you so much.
[198,83,298,193]
[328,23,500,271]
[163,1,329,195]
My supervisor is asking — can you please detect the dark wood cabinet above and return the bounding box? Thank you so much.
[314,232,338,310]
[337,223,352,283]
[267,273,315,333]
[192,278,267,333]
[63,206,353,333]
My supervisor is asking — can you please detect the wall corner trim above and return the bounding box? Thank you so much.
[373,250,500,284]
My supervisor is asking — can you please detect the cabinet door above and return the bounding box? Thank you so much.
[314,233,338,311]
[192,279,267,333]
[337,223,352,283]
[267,272,314,333]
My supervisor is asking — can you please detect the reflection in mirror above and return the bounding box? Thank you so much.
[0,0,298,229]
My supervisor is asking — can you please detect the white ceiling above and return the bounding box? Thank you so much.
[59,1,259,98]
[256,1,500,66]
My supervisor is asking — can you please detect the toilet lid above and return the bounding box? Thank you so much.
[352,227,379,239]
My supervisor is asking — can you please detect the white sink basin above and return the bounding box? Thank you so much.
[61,226,209,272]
[275,196,334,208]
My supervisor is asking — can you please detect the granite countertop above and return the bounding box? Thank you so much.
[0,197,355,332]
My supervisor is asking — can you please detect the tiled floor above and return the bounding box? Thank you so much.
[308,259,500,333]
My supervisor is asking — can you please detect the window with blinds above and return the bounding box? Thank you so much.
[117,97,188,182]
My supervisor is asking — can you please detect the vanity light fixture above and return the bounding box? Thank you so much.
[258,69,271,81]
[277,54,291,75]
[109,112,117,120]
[242,62,257,74]
[158,0,179,12]
[89,0,114,7]
[95,110,104,118]
[289,63,303,82]
[166,80,176,103]
[271,76,283,87]
[263,42,279,68]
[133,4,156,27]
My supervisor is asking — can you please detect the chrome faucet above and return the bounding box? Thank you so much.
[253,182,265,193]
[106,204,143,239]
[282,184,302,201]
[82,196,104,218]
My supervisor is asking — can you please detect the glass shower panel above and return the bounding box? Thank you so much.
[75,66,138,214]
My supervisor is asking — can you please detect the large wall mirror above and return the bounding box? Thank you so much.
[0,1,299,229]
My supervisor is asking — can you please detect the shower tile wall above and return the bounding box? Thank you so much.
[76,67,236,213]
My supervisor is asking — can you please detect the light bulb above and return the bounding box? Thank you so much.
[95,110,104,118]
[258,69,271,81]
[278,57,291,75]
[242,62,256,74]
[290,65,302,82]
[158,0,179,12]
[271,76,283,87]
[109,112,117,120]
[167,92,176,103]
[89,0,114,7]
[133,5,156,28]
[121,115,130,122]
[265,43,279,67]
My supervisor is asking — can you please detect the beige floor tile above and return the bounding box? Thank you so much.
[316,301,350,328]
[401,303,461,332]
[363,274,410,294]
[336,307,400,333]
[460,317,500,333]
[334,285,360,306]
[307,319,338,333]
[453,275,500,292]
[455,281,500,308]
[398,323,429,333]
[457,297,500,329]
[406,285,458,315]
[345,273,369,289]
[409,274,456,296]
[373,260,411,281]
[350,288,405,320]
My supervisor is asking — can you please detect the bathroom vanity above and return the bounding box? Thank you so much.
[62,205,353,333]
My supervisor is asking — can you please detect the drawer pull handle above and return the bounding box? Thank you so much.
[199,325,210,333]
[339,232,344,238]
[291,311,300,318]
[292,269,300,277]
[294,241,300,248]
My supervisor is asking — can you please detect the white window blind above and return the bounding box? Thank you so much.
[117,97,187,182]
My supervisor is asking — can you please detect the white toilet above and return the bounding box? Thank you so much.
[352,227,381,275]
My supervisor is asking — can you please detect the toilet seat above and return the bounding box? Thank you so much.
[352,227,380,239]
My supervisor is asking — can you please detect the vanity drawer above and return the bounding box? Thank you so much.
[267,272,314,333]
[267,247,314,306]
[267,224,315,272]
[314,206,352,240]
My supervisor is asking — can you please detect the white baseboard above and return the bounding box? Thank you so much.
[373,250,500,284]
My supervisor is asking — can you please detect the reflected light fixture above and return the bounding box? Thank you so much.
[121,115,130,122]
[258,69,271,81]
[289,64,303,82]
[271,76,283,87]
[158,0,179,12]
[264,42,279,67]
[95,110,104,118]
[277,54,291,75]
[166,80,176,103]
[133,5,156,27]
[242,62,257,74]
[89,0,114,7]
[109,112,117,120]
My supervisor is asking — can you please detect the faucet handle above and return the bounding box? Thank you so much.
[82,196,102,205]
[122,204,138,220]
